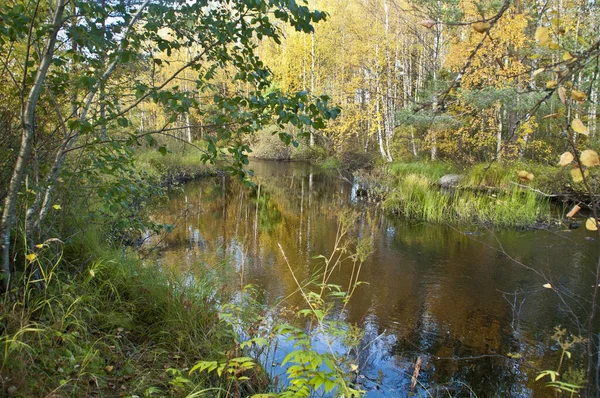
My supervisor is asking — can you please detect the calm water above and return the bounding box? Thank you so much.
[149,160,598,397]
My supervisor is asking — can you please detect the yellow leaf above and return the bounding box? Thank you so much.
[517,170,534,182]
[543,283,552,289]
[543,113,560,119]
[558,87,566,103]
[558,152,574,166]
[472,22,491,33]
[549,42,560,50]
[546,80,557,89]
[35,244,44,249]
[105,365,114,373]
[53,204,62,210]
[533,68,545,76]
[90,269,95,277]
[535,27,551,47]
[350,364,359,372]
[572,118,589,135]
[586,217,598,231]
[571,90,587,102]
[580,150,600,167]
[571,168,588,183]
[25,253,37,262]
[420,19,435,29]
[562,52,573,61]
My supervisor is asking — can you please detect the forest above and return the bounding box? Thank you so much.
[1,0,600,397]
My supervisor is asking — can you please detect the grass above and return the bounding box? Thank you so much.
[135,148,216,186]
[379,161,560,227]
[387,161,456,180]
[0,246,239,397]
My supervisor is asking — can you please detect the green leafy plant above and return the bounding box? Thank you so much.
[536,327,586,396]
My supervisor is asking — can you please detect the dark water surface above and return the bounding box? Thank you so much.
[149,160,598,397]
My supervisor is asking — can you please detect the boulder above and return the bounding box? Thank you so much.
[439,174,462,188]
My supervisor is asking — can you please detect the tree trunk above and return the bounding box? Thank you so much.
[310,27,316,146]
[0,0,67,291]
[496,102,503,162]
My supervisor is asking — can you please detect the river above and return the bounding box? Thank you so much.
[148,160,598,397]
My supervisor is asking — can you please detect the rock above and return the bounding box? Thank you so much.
[439,174,462,188]
[569,222,581,230]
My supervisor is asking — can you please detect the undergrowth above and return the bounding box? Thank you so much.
[0,246,238,397]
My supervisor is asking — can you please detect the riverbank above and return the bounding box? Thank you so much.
[0,150,242,397]
[1,252,241,396]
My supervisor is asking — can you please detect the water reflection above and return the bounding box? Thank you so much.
[149,160,597,397]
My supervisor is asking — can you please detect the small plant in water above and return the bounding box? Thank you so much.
[190,210,372,397]
[536,326,586,396]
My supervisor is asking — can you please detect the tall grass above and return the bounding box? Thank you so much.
[0,247,237,397]
[387,161,456,180]
[383,171,553,227]
[135,148,215,184]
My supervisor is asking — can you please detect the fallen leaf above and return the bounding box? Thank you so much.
[586,217,598,231]
[546,80,557,89]
[89,269,95,277]
[53,204,62,210]
[580,149,600,167]
[562,51,573,61]
[558,151,574,166]
[35,244,44,249]
[572,118,589,135]
[105,365,114,373]
[543,283,552,289]
[25,253,37,261]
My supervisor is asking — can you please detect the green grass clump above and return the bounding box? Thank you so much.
[384,179,550,226]
[0,251,238,397]
[387,161,456,180]
[381,162,556,227]
[135,148,215,184]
